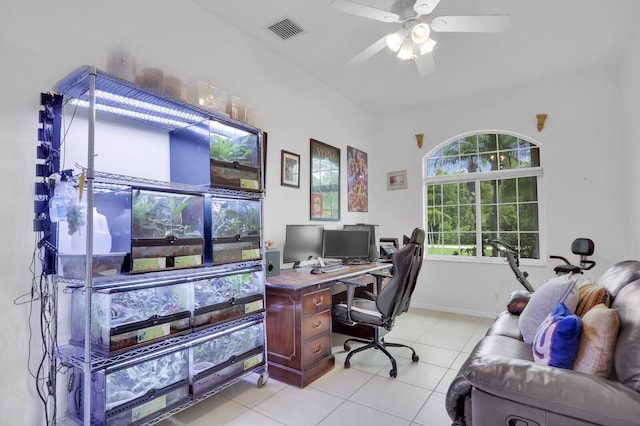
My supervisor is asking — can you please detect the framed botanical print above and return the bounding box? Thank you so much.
[310,139,340,220]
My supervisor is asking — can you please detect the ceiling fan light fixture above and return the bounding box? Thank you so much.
[411,23,431,44]
[397,38,415,60]
[418,37,437,55]
[386,29,407,52]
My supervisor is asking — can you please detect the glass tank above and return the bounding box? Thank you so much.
[209,120,260,191]
[193,269,265,330]
[131,189,204,273]
[211,197,261,265]
[189,322,265,396]
[57,185,131,279]
[70,281,192,355]
[67,347,189,426]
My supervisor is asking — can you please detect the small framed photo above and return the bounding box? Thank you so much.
[281,150,300,188]
[386,170,408,190]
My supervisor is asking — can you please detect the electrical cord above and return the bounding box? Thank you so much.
[17,231,58,425]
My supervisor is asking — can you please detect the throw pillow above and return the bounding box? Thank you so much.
[573,303,619,377]
[519,275,579,344]
[575,279,611,317]
[533,302,582,369]
[575,280,611,317]
[507,289,532,315]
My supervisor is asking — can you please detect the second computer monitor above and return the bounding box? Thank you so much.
[343,224,379,262]
[322,229,371,265]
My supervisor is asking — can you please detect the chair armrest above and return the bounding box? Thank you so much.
[335,279,368,305]
[335,279,368,324]
[464,354,640,426]
[369,271,392,294]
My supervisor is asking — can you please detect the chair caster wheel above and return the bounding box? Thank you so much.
[344,360,351,369]
[344,343,351,351]
[412,354,419,362]
[390,369,397,378]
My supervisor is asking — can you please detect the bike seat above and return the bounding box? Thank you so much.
[554,264,582,275]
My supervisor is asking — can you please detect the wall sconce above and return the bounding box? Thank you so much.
[536,114,547,132]
[416,133,424,148]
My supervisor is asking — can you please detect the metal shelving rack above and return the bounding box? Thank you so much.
[46,65,268,425]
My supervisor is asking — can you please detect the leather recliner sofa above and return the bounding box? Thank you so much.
[445,260,640,426]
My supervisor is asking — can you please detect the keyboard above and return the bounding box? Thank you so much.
[317,264,349,273]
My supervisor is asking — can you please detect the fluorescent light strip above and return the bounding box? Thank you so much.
[72,92,252,138]
[94,90,207,123]
[209,119,250,138]
[72,99,195,129]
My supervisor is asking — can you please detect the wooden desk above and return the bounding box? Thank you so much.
[265,263,391,387]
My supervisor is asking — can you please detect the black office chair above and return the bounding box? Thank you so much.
[332,227,425,378]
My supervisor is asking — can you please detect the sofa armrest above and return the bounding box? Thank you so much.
[464,352,640,426]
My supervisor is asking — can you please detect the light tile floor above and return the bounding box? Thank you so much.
[159,308,493,426]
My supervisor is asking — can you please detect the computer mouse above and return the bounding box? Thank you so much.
[310,268,322,274]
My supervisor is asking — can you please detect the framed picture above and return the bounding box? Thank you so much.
[262,131,268,189]
[310,139,340,220]
[347,146,368,212]
[387,170,408,190]
[280,150,300,188]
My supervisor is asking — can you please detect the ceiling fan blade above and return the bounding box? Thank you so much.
[346,36,388,67]
[414,52,437,77]
[330,0,400,23]
[414,0,441,16]
[430,15,510,33]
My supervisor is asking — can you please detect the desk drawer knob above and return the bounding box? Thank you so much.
[312,345,322,354]
[311,320,322,328]
[312,296,324,306]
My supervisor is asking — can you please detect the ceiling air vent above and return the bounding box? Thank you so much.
[267,17,304,40]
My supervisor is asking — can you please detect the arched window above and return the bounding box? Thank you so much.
[423,131,543,261]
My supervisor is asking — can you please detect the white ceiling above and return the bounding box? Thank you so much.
[191,0,640,115]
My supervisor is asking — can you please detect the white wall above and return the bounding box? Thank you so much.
[370,66,630,317]
[1,0,638,423]
[621,27,640,258]
[0,1,376,423]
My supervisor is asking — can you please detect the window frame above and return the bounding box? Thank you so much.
[422,130,546,266]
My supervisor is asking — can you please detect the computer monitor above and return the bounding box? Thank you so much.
[322,229,371,264]
[282,224,324,268]
[343,223,379,262]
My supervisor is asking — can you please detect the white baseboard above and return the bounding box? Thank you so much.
[410,301,498,319]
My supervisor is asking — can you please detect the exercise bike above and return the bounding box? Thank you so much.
[486,237,595,314]
[486,237,596,292]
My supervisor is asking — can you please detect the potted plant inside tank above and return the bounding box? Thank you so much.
[211,198,261,265]
[131,189,204,273]
[209,126,261,190]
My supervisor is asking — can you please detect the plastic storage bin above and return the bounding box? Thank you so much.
[70,281,192,355]
[211,198,261,265]
[193,269,265,331]
[131,189,204,273]
[189,321,265,396]
[57,186,131,278]
[67,347,189,426]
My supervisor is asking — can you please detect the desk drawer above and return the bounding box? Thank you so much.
[302,288,332,314]
[302,333,331,367]
[302,310,331,339]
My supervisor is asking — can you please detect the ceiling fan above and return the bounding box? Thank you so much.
[330,0,510,76]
